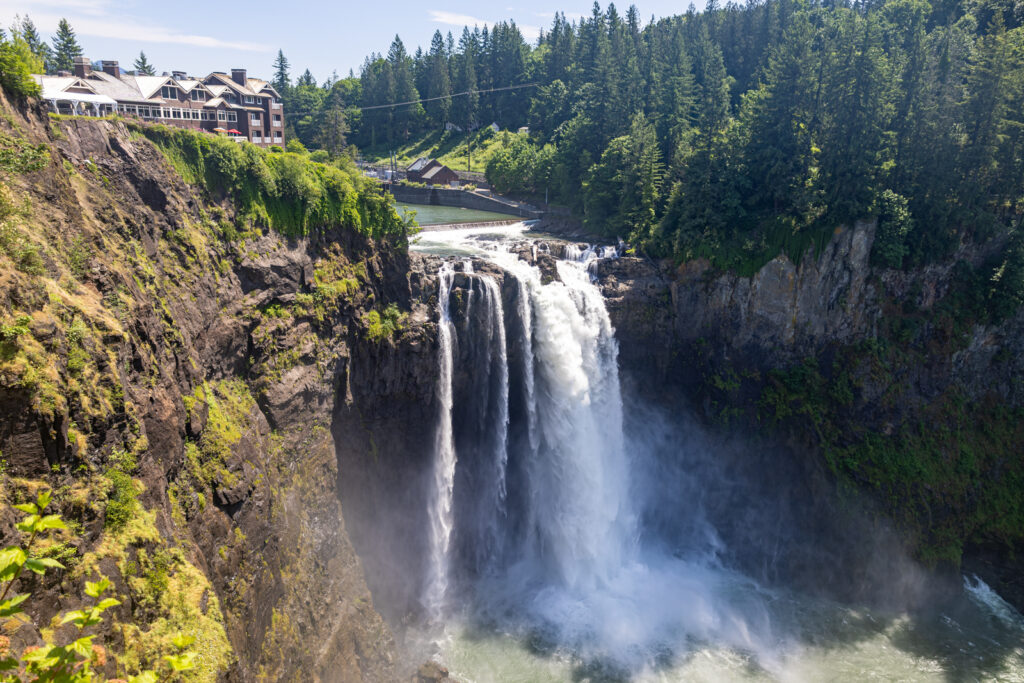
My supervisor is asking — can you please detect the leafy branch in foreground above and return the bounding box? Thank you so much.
[0,489,197,681]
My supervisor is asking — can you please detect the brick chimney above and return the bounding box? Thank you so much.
[101,60,119,77]
[231,68,247,86]
[73,56,91,77]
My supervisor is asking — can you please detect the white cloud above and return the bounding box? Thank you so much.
[0,2,267,52]
[428,10,540,42]
[428,10,490,29]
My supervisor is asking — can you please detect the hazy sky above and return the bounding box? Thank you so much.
[3,0,702,81]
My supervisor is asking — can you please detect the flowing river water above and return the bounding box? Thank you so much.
[409,223,1024,683]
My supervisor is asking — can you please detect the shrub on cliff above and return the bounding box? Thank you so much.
[0,490,197,681]
[135,125,407,242]
[0,35,42,100]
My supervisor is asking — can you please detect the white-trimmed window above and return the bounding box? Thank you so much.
[250,114,261,125]
[217,110,226,121]
[227,112,237,122]
[190,90,206,101]
[252,133,262,143]
[160,85,178,99]
[272,114,282,127]
[243,95,255,104]
[273,132,282,142]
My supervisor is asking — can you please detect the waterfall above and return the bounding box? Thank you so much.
[428,246,635,606]
[425,232,773,670]
[425,263,457,620]
[412,225,1024,681]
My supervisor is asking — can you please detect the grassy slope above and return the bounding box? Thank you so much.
[361,128,511,173]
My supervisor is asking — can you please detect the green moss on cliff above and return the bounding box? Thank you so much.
[135,124,408,241]
[753,351,1024,565]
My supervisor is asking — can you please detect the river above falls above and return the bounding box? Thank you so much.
[407,224,1024,683]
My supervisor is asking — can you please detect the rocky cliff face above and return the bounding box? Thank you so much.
[0,97,433,680]
[594,219,1024,609]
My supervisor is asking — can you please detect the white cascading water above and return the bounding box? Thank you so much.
[423,233,778,669]
[415,224,1024,680]
[425,262,457,621]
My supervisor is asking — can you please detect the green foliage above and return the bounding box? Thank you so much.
[133,51,155,76]
[48,18,82,74]
[0,490,198,681]
[582,113,664,244]
[332,0,1024,300]
[135,124,407,242]
[871,190,912,269]
[104,448,139,531]
[364,303,406,342]
[485,133,552,195]
[0,34,43,99]
[0,132,48,176]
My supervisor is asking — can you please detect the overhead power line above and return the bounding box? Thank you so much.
[283,82,540,117]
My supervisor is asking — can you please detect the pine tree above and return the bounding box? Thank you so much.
[11,16,50,67]
[272,49,290,92]
[49,18,82,73]
[452,27,479,130]
[387,36,422,141]
[425,30,452,126]
[133,51,155,76]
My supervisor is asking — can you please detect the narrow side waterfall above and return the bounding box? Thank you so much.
[425,263,457,620]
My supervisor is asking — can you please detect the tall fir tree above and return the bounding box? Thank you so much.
[272,49,290,93]
[425,30,452,126]
[133,51,155,76]
[49,18,82,73]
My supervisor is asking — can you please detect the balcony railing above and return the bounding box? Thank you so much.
[272,102,282,109]
[273,121,282,127]
[252,136,263,143]
[250,118,261,125]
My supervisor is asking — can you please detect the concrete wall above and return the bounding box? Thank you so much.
[386,184,542,219]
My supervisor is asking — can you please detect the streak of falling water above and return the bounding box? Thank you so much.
[425,263,457,621]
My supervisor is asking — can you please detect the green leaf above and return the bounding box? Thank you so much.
[36,489,52,510]
[59,609,89,626]
[129,672,159,683]
[163,652,196,672]
[14,514,39,533]
[12,503,38,514]
[171,633,196,650]
[36,515,67,531]
[84,577,111,598]
[24,557,61,575]
[95,597,120,612]
[19,644,55,662]
[0,655,19,671]
[0,593,29,617]
[0,546,26,581]
[68,636,94,659]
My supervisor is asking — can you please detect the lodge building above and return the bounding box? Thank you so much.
[32,57,285,148]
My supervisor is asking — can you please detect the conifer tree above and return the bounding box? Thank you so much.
[49,18,82,73]
[133,50,155,76]
[11,16,50,67]
[426,30,452,126]
[272,49,290,93]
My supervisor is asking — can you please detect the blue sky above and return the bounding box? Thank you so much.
[3,0,701,82]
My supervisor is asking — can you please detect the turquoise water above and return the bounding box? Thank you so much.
[394,202,517,226]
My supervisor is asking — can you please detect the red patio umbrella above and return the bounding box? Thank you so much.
[227,129,242,134]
